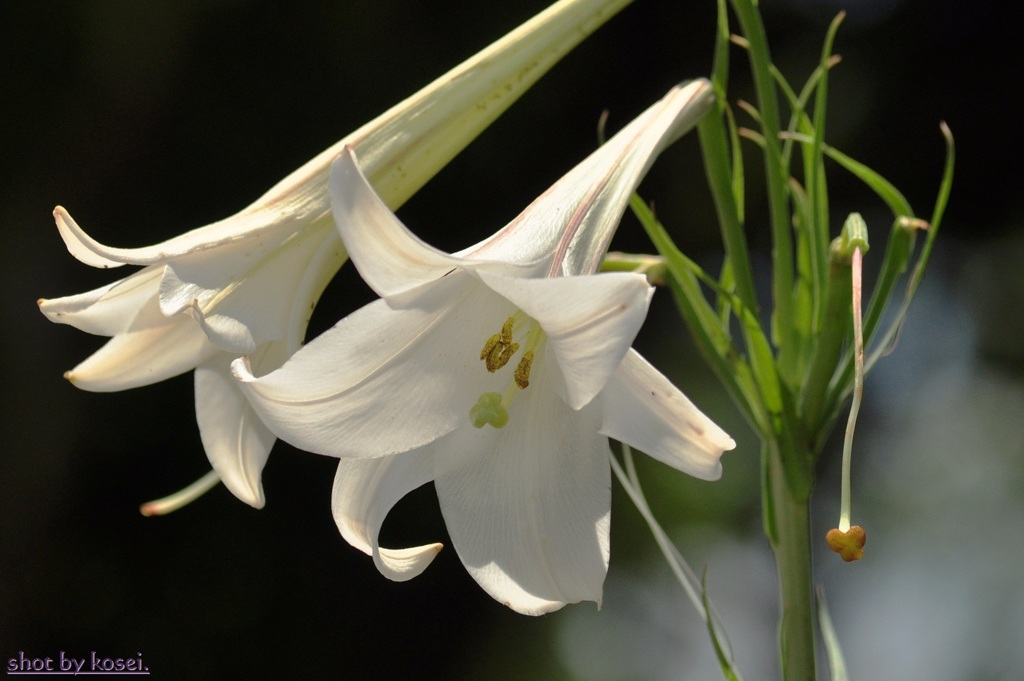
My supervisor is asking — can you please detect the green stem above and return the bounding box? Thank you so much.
[765,437,817,681]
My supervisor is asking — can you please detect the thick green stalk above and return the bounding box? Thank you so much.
[764,437,817,681]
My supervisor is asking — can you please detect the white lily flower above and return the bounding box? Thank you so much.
[37,0,636,511]
[233,80,736,615]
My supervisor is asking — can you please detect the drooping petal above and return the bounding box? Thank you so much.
[466,79,713,275]
[477,269,652,410]
[53,205,303,269]
[38,266,163,336]
[599,349,734,480]
[330,149,532,308]
[329,148,468,300]
[194,354,277,508]
[66,297,218,391]
[234,275,509,458]
[434,370,611,615]
[332,448,442,581]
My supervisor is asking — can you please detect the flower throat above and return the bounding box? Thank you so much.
[469,313,543,429]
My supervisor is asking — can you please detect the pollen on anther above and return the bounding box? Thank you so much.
[500,316,515,345]
[480,333,501,362]
[514,350,534,389]
[496,342,519,369]
[484,342,506,372]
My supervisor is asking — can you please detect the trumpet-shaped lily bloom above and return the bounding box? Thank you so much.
[37,0,635,511]
[234,80,736,614]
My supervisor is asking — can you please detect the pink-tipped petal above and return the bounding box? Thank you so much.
[600,349,734,480]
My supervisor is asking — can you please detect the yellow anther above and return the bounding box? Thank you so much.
[500,316,515,345]
[514,350,534,389]
[479,333,501,362]
[495,342,518,370]
[481,316,522,373]
[484,343,504,372]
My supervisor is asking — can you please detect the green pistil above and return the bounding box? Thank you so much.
[469,392,509,429]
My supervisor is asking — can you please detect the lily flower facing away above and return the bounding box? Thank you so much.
[234,80,736,615]
[37,0,635,512]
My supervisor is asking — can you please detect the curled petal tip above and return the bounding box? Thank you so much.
[377,543,445,581]
[230,356,255,382]
[52,205,126,269]
[226,477,267,510]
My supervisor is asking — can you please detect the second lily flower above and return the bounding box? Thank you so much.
[234,80,736,615]
[37,0,636,511]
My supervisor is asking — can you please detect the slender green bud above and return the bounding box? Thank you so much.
[831,212,870,264]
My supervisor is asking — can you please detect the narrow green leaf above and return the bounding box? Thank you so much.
[821,143,913,218]
[789,177,815,384]
[703,571,744,681]
[698,106,758,313]
[817,588,850,681]
[710,0,730,96]
[725,104,746,225]
[806,11,845,321]
[717,256,736,333]
[730,0,796,365]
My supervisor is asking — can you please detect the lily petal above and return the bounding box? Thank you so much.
[329,147,467,300]
[434,371,611,615]
[38,266,164,337]
[53,205,301,269]
[159,219,342,354]
[195,354,277,508]
[477,269,652,410]
[66,297,218,391]
[600,349,734,480]
[332,449,442,581]
[234,276,508,458]
[466,79,713,275]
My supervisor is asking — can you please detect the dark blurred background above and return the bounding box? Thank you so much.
[3,1,1022,678]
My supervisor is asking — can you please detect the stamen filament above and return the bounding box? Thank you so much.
[839,246,864,533]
